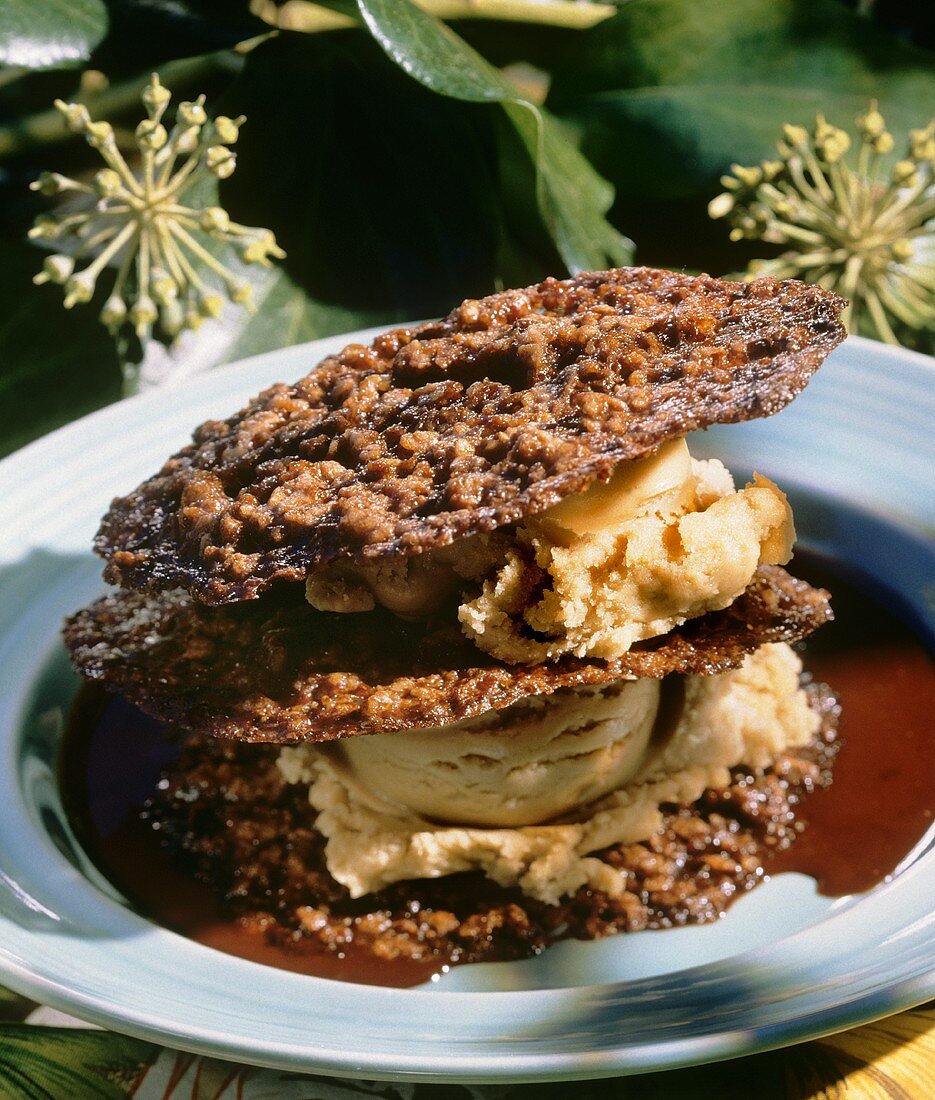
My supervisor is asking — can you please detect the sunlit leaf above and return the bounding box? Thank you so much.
[356,0,632,272]
[0,241,121,458]
[0,0,108,70]
[0,1025,156,1099]
[548,0,934,203]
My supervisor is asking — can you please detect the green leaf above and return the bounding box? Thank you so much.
[0,241,121,459]
[0,1025,157,1099]
[135,263,392,388]
[0,0,108,71]
[548,0,935,205]
[0,985,36,1023]
[356,0,633,272]
[91,2,264,76]
[221,29,555,320]
[223,268,389,361]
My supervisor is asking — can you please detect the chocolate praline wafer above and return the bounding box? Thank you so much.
[96,268,846,605]
[142,683,841,968]
[64,565,832,744]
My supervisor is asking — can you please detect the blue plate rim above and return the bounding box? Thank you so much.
[0,331,932,1083]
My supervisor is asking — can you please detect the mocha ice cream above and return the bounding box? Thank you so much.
[278,643,816,904]
[288,437,802,903]
[306,439,795,664]
[66,267,846,972]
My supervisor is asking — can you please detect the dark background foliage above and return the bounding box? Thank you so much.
[0,0,931,455]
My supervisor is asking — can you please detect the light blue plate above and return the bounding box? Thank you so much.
[0,333,932,1083]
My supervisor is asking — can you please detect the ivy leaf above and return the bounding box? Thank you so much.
[0,1025,157,1099]
[356,0,632,273]
[136,263,391,389]
[92,2,265,76]
[548,0,935,206]
[222,29,555,321]
[0,984,36,1022]
[0,241,121,459]
[0,0,108,70]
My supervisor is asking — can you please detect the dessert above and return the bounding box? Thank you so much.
[64,266,847,980]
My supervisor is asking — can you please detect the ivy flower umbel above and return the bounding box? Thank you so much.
[709,103,934,346]
[30,74,285,339]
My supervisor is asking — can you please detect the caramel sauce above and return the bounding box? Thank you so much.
[59,553,935,985]
[769,553,935,894]
[60,690,441,988]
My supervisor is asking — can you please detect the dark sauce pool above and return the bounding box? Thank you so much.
[60,554,935,986]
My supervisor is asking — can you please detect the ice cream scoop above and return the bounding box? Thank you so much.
[336,677,661,827]
[278,643,818,905]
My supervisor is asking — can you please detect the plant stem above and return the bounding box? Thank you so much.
[0,53,241,160]
[252,0,615,33]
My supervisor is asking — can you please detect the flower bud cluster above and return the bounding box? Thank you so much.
[29,73,284,341]
[708,103,934,346]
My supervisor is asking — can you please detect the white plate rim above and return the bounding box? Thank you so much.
[0,331,932,1083]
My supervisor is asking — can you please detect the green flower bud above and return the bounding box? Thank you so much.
[198,291,224,318]
[228,279,253,306]
[200,206,231,233]
[54,100,91,134]
[871,132,894,155]
[93,168,123,197]
[206,145,236,180]
[820,132,850,163]
[909,125,935,164]
[729,212,766,241]
[173,125,201,155]
[33,254,75,285]
[890,239,913,264]
[213,115,245,144]
[136,119,168,152]
[142,74,171,117]
[856,101,886,141]
[782,124,808,148]
[707,193,735,220]
[84,120,114,150]
[100,294,127,332]
[178,98,207,127]
[28,214,64,240]
[814,118,850,163]
[891,160,918,187]
[129,295,158,336]
[240,230,285,266]
[30,171,69,196]
[151,268,178,306]
[732,165,762,189]
[63,271,97,308]
[772,196,801,220]
[160,298,186,337]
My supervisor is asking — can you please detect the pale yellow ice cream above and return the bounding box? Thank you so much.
[294,439,806,907]
[459,449,793,663]
[305,439,795,664]
[278,642,817,906]
[339,677,662,827]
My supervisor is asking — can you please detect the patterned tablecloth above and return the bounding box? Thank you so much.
[0,985,931,1099]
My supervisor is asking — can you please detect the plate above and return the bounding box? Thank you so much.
[0,332,932,1083]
